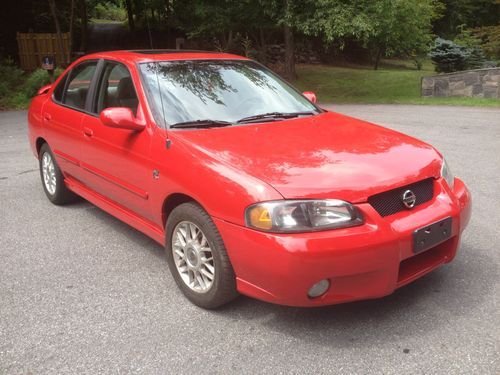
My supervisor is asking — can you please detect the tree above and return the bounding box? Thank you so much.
[48,0,68,65]
[428,38,470,72]
[364,0,440,70]
[433,0,500,38]
[294,0,439,69]
[124,0,136,32]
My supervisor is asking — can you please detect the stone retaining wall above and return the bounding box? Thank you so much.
[421,68,500,98]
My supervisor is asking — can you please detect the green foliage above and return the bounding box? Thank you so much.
[0,58,24,100]
[471,25,500,60]
[0,65,63,110]
[92,2,127,22]
[294,0,440,69]
[22,68,64,98]
[87,0,127,22]
[366,0,439,59]
[454,27,487,68]
[433,0,500,39]
[429,38,471,72]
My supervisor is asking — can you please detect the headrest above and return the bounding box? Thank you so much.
[116,77,136,99]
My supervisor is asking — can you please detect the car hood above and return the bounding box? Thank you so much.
[170,111,442,203]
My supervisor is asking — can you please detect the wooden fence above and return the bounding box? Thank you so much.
[17,32,70,71]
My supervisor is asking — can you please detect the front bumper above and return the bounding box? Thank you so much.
[214,178,471,307]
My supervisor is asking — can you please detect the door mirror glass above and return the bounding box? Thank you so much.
[100,107,145,131]
[302,91,317,104]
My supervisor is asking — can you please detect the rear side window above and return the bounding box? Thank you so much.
[94,62,139,115]
[58,62,97,111]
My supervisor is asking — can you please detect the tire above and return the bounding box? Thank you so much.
[39,143,76,205]
[165,202,239,309]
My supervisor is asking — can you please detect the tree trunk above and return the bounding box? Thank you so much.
[68,0,75,63]
[124,0,135,33]
[80,0,88,52]
[374,46,383,70]
[258,28,267,64]
[48,0,66,67]
[227,30,234,51]
[284,24,296,80]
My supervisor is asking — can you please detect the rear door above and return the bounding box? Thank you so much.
[43,60,98,181]
[79,60,154,221]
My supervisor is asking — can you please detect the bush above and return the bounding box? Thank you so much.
[0,63,63,110]
[429,38,470,73]
[0,58,24,100]
[22,68,63,98]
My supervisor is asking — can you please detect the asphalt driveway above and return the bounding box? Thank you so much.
[1,105,499,374]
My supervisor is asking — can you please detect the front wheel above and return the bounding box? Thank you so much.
[165,202,239,309]
[39,143,76,205]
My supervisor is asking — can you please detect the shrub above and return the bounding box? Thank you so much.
[429,38,471,73]
[0,58,24,99]
[22,68,63,98]
[0,64,63,110]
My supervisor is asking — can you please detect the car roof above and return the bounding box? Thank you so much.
[81,50,250,64]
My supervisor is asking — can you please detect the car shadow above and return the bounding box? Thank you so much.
[214,242,496,349]
[63,199,166,262]
[59,200,495,350]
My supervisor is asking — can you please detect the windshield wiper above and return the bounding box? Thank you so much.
[237,111,316,124]
[170,119,233,129]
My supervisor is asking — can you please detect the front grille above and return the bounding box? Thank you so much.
[368,178,434,217]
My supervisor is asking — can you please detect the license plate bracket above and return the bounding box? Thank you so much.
[413,217,452,253]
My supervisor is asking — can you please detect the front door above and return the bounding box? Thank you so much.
[80,60,154,221]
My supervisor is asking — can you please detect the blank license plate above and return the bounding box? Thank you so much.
[413,217,452,253]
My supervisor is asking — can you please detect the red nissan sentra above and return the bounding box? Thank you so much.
[28,50,471,308]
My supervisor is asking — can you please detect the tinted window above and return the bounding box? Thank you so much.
[95,62,138,115]
[62,62,97,110]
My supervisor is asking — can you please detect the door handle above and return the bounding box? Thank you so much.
[83,127,94,137]
[44,113,52,121]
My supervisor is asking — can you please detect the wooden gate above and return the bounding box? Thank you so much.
[17,32,70,71]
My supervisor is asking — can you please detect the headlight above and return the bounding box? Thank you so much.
[245,200,364,233]
[441,158,454,190]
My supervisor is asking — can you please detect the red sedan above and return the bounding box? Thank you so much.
[28,50,471,308]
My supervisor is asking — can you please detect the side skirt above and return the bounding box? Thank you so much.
[64,177,165,246]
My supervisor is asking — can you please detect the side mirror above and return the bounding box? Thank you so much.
[100,107,145,131]
[38,84,52,95]
[302,91,317,104]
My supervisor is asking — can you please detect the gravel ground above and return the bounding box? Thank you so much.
[0,105,499,374]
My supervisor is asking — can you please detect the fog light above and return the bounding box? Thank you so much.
[307,279,330,298]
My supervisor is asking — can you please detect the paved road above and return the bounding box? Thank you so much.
[1,105,499,374]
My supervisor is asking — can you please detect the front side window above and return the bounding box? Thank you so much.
[139,60,318,127]
[53,73,68,102]
[59,62,97,110]
[95,62,139,115]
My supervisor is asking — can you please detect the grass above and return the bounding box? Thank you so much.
[90,19,126,24]
[294,60,500,107]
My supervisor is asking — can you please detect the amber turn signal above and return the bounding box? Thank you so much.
[247,205,272,230]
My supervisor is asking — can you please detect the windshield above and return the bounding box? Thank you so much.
[139,60,318,127]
